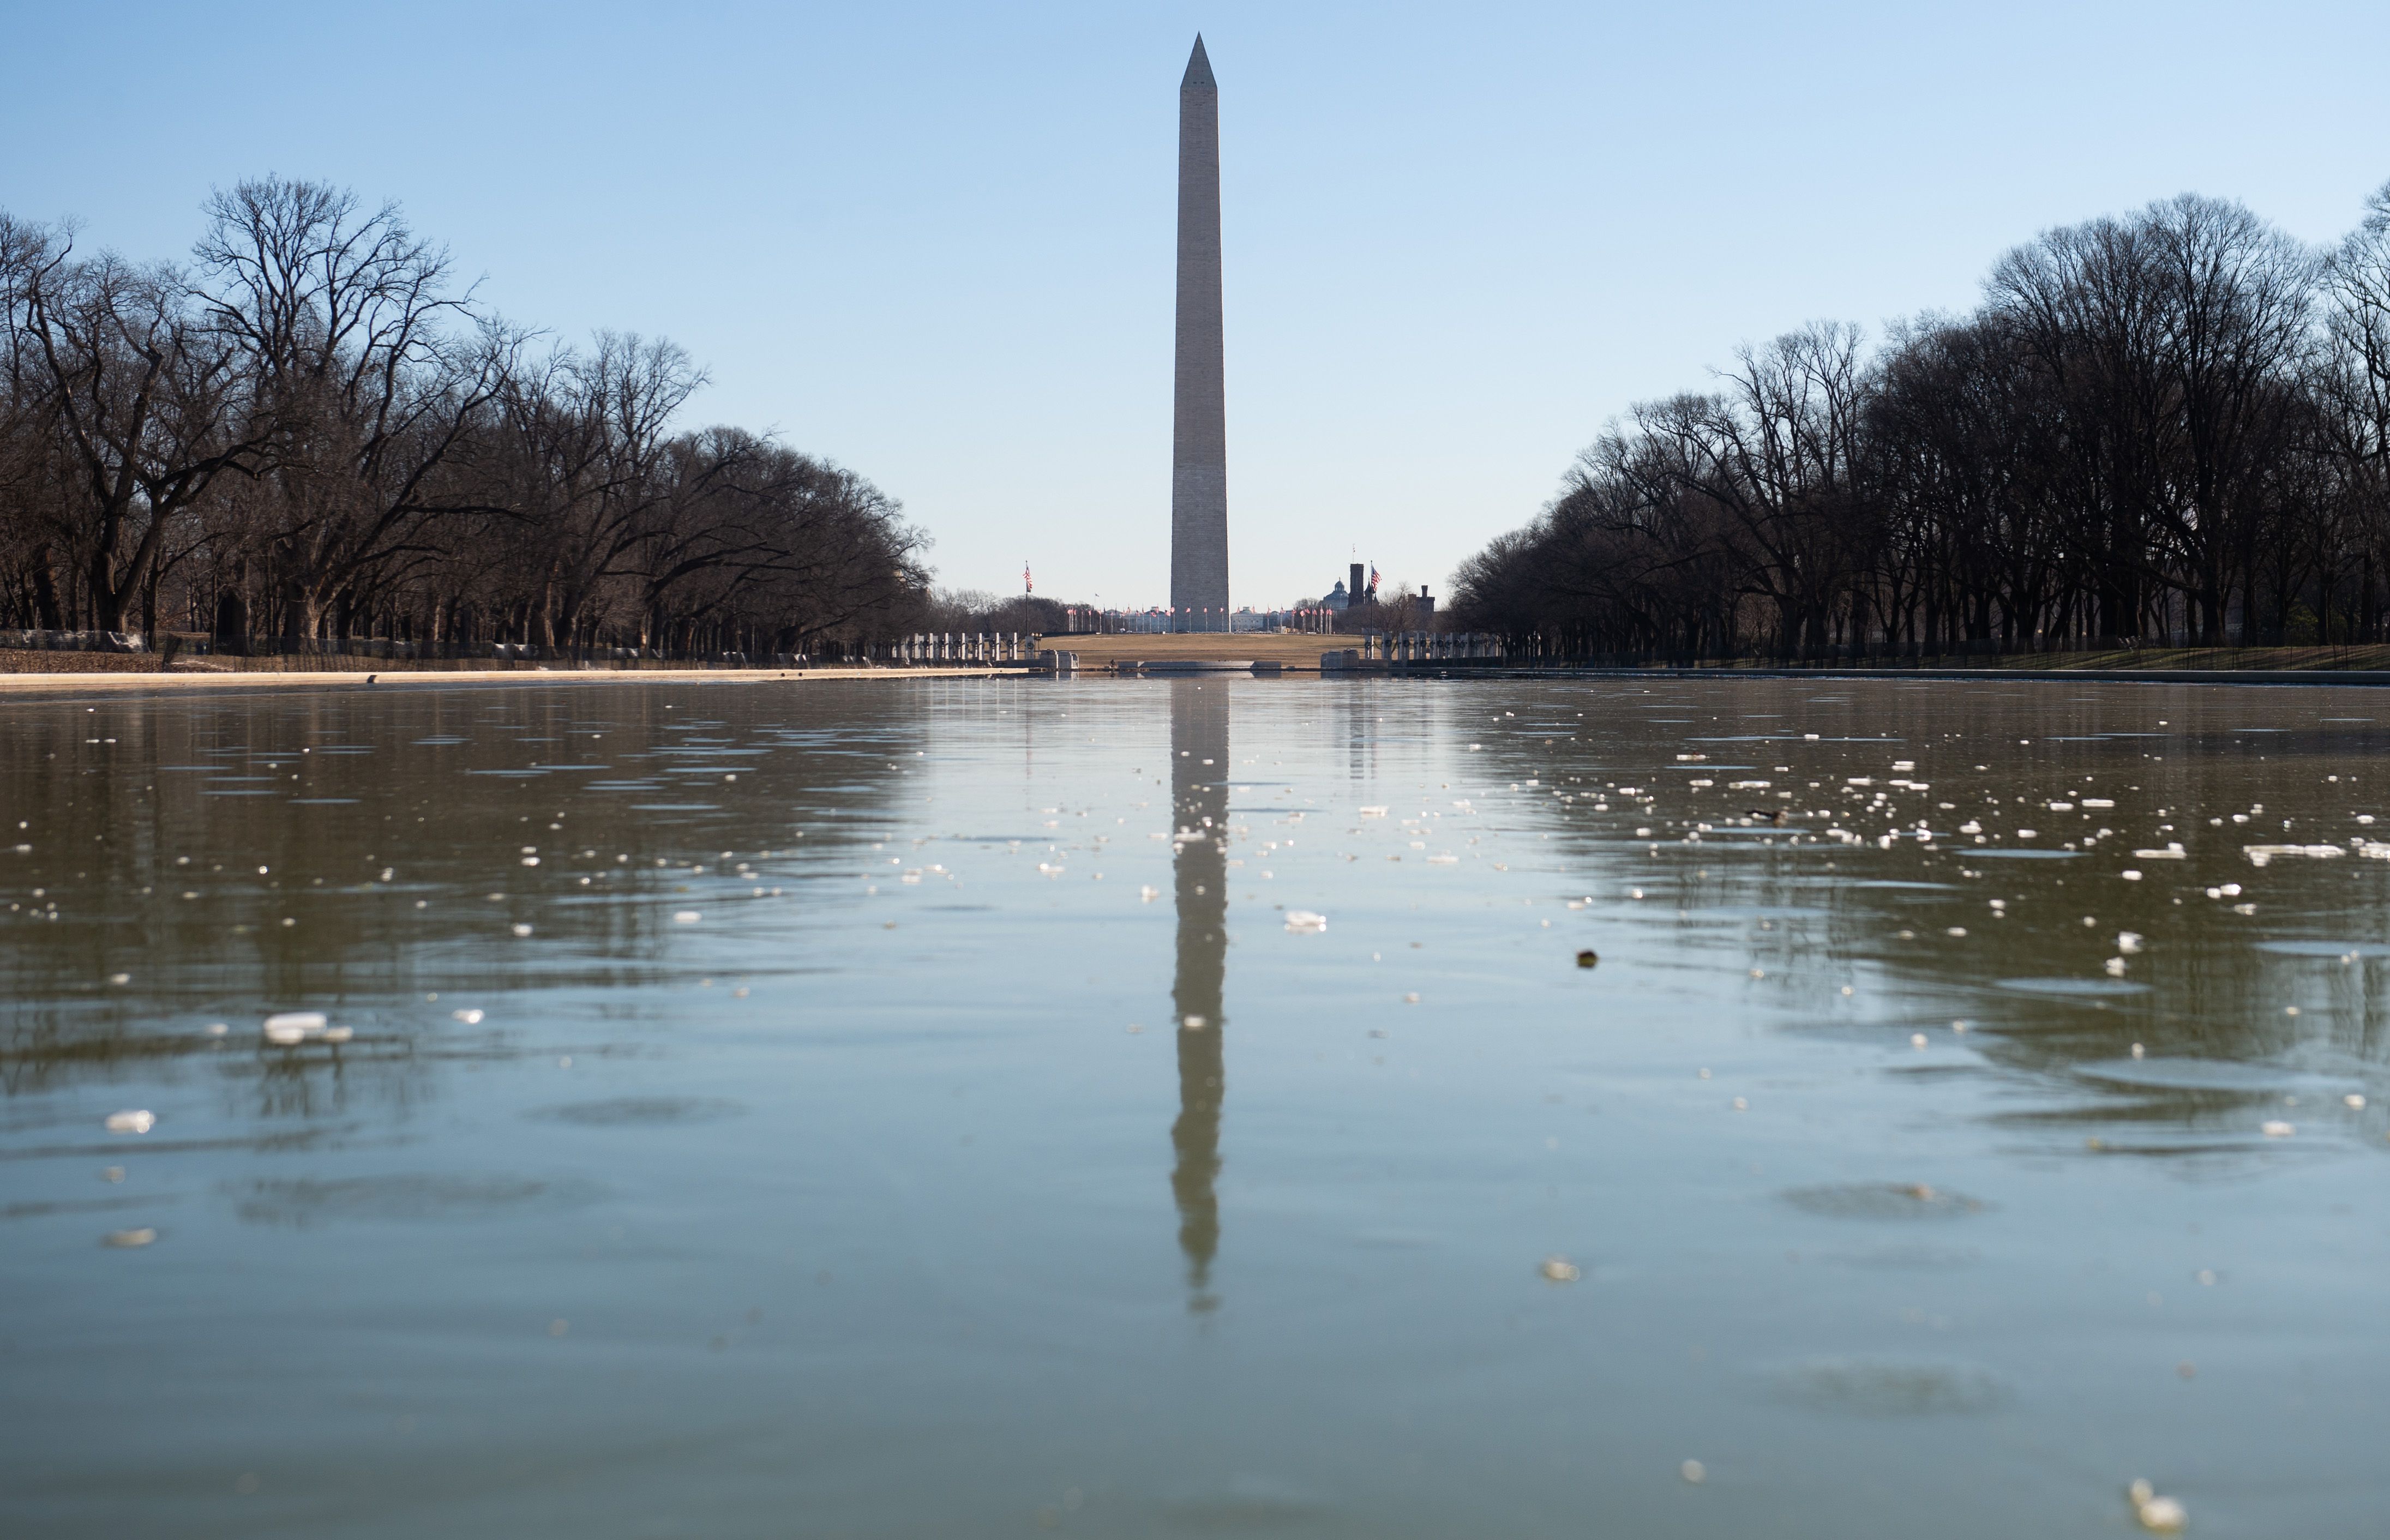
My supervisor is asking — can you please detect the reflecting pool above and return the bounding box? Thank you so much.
[4,675,2388,1537]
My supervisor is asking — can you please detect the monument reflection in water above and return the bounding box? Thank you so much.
[1167,679,1227,1304]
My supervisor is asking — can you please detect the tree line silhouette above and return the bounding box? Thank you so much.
[1453,187,2390,658]
[1,178,930,658]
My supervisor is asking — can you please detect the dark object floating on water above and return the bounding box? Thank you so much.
[1576,949,1599,968]
[530,1096,747,1127]
[1780,1182,1986,1219]
[1746,807,1787,823]
[1768,1356,2011,1416]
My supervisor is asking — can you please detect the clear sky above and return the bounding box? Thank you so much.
[8,1,2388,610]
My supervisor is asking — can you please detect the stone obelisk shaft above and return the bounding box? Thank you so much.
[1171,36,1229,632]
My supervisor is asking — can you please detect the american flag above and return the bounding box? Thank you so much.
[1023,561,1032,594]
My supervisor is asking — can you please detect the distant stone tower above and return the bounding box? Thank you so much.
[1170,35,1230,632]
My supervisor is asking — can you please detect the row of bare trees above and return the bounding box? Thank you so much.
[1453,188,2390,657]
[0,178,932,657]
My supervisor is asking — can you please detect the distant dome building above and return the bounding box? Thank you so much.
[1323,580,1350,612]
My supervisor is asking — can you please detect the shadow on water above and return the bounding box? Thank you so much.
[1169,680,1228,1308]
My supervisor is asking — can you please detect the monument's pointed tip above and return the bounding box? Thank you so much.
[1182,34,1215,89]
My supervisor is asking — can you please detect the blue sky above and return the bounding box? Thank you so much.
[8,1,2388,609]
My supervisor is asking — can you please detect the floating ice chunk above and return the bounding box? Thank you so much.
[2122,870,2143,881]
[104,1110,155,1134]
[104,1228,157,1248]
[2132,844,2187,860]
[1360,806,1389,817]
[512,923,535,937]
[1284,910,1328,933]
[2345,1093,2367,1109]
[451,1008,485,1025]
[263,1012,326,1045]
[323,1027,353,1044]
[2127,1482,2184,1533]
[1138,885,1160,903]
[674,911,702,924]
[2261,1120,2295,1138]
[2117,932,2143,953]
[2103,958,2128,976]
[2243,844,2344,863]
[1540,1257,1581,1283]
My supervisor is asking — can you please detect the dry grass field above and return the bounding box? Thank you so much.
[1043,632,1342,670]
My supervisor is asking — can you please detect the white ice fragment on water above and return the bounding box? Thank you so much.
[1359,806,1389,817]
[2131,844,2187,860]
[2243,844,2344,862]
[323,1027,353,1044]
[2129,1482,2186,1533]
[673,911,702,924]
[1540,1257,1581,1282]
[104,1110,155,1134]
[263,1012,326,1044]
[1731,1097,1749,1111]
[1403,992,1421,1004]
[107,973,130,985]
[2117,931,2144,953]
[2261,1120,2295,1138]
[1947,928,1968,937]
[521,856,541,867]
[1959,821,1983,834]
[206,1023,229,1036]
[1284,910,1328,933]
[2121,870,2144,882]
[2016,828,2039,839]
[512,923,535,937]
[2346,1093,2368,1109]
[2048,801,2075,811]
[1910,1033,1928,1049]
[2104,958,2128,976]
[104,1228,157,1248]
[1679,1459,1706,1484]
[2082,798,2116,809]
[2131,1043,2146,1058]
[452,1008,485,1025]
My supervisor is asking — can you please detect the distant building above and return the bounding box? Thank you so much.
[1322,580,1350,611]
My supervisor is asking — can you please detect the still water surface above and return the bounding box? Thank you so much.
[4,676,2388,1537]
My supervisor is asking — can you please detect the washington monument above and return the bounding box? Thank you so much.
[1171,35,1230,631]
